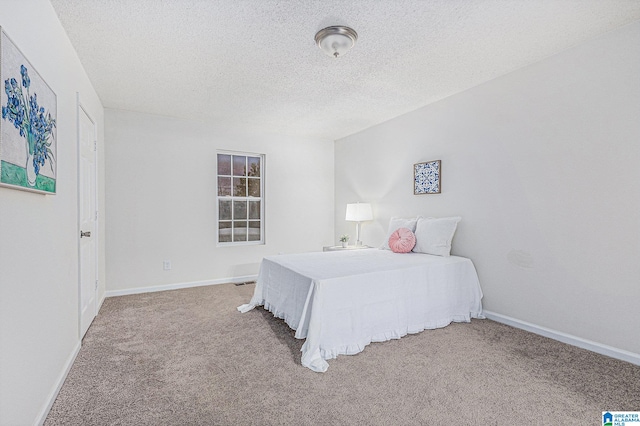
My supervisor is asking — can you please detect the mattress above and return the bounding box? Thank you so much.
[238,249,484,372]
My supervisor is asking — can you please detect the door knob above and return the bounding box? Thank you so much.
[80,231,91,238]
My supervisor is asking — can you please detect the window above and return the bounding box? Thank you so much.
[216,152,264,245]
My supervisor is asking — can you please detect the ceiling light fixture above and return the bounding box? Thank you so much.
[315,26,358,58]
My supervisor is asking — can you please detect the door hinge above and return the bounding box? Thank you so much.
[94,140,97,152]
[95,280,98,290]
[95,210,98,220]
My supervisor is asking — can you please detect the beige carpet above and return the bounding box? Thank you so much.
[45,283,639,425]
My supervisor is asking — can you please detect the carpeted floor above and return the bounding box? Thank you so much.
[45,283,639,425]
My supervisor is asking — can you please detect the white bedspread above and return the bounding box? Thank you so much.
[238,249,484,372]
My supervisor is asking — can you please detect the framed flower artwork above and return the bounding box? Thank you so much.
[414,160,441,195]
[1,27,57,194]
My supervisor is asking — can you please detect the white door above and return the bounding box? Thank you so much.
[79,105,97,338]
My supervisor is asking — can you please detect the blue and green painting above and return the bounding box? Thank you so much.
[1,29,57,194]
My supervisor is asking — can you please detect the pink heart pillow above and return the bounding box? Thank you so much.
[388,227,416,253]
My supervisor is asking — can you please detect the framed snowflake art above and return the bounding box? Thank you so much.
[414,160,441,195]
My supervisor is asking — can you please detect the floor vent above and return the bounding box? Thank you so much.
[234,281,256,286]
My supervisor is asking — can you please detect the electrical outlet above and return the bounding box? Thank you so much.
[163,261,171,271]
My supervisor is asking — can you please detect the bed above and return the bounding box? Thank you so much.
[238,248,484,372]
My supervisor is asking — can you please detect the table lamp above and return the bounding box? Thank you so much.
[345,203,373,246]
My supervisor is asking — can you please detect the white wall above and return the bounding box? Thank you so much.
[335,22,640,356]
[105,109,334,293]
[0,1,105,425]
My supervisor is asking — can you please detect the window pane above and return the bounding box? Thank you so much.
[233,221,247,241]
[219,200,232,220]
[248,178,260,197]
[217,154,231,175]
[217,177,231,196]
[233,156,246,176]
[249,200,260,220]
[233,200,247,219]
[233,178,246,196]
[219,222,232,242]
[217,152,264,245]
[247,157,260,177]
[248,221,261,241]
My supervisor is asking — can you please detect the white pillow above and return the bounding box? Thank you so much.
[381,217,419,250]
[412,216,461,256]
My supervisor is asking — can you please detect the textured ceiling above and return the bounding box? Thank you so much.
[50,0,640,141]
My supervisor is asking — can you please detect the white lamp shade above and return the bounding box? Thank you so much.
[345,203,373,222]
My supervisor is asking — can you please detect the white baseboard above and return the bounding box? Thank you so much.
[483,310,640,366]
[35,341,82,426]
[105,275,258,298]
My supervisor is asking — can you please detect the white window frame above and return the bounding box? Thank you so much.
[216,150,265,246]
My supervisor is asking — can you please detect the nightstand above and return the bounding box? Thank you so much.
[323,245,373,252]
